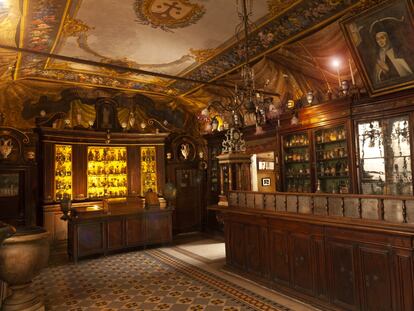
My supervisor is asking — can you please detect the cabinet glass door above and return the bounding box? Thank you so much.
[314,125,350,193]
[55,144,72,200]
[282,132,311,192]
[358,116,412,195]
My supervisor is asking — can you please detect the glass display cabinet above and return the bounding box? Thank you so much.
[55,145,72,200]
[282,132,311,192]
[314,125,350,193]
[358,115,412,195]
[87,146,128,198]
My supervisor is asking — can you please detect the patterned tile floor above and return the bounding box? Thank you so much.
[32,239,319,311]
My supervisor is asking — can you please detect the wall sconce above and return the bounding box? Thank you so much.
[121,122,127,131]
[88,120,94,129]
[166,152,172,160]
[287,99,295,110]
[198,151,204,159]
[105,130,111,144]
[341,80,350,96]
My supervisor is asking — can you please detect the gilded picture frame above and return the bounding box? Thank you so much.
[341,0,414,96]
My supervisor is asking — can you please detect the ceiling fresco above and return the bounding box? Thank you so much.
[11,0,363,99]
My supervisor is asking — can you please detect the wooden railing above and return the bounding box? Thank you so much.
[227,190,414,225]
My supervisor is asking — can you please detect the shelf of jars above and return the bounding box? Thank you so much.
[283,133,311,193]
[315,125,350,193]
[55,145,72,200]
[141,146,157,195]
[87,146,127,198]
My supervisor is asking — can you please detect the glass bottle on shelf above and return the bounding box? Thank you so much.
[283,132,311,193]
[314,125,350,193]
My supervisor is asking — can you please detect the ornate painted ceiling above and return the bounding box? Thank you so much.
[0,0,382,124]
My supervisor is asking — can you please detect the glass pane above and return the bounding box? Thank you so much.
[358,116,412,195]
[55,145,72,200]
[141,146,157,195]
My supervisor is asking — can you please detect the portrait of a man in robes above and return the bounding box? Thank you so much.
[342,0,414,95]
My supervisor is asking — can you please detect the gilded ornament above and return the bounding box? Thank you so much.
[267,0,298,16]
[189,48,218,64]
[62,16,92,37]
[134,0,205,31]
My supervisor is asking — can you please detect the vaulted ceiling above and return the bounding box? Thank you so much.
[0,0,376,126]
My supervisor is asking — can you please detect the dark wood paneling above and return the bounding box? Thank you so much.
[229,222,245,270]
[360,246,393,311]
[127,146,140,196]
[290,234,314,295]
[72,144,87,199]
[156,145,165,195]
[327,241,359,310]
[107,219,124,250]
[43,142,54,202]
[244,224,263,277]
[146,212,172,243]
[77,222,105,256]
[126,216,146,246]
[269,229,290,286]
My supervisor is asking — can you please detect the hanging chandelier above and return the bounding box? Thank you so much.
[201,0,279,153]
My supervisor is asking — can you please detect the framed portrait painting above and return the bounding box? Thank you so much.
[341,0,414,95]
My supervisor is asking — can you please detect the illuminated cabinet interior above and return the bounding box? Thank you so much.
[141,146,157,195]
[55,145,72,200]
[87,146,128,198]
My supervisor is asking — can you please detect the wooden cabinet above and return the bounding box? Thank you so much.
[326,240,359,310]
[218,207,414,311]
[68,209,172,262]
[290,233,314,295]
[269,229,290,286]
[359,246,393,311]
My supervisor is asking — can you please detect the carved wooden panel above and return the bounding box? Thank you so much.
[286,195,297,213]
[246,193,254,208]
[269,229,290,286]
[298,196,312,214]
[238,192,246,208]
[328,197,343,217]
[77,222,105,256]
[229,222,245,270]
[383,199,404,223]
[395,253,414,310]
[275,194,286,211]
[244,224,263,277]
[313,238,328,300]
[404,200,414,223]
[254,193,263,209]
[327,241,358,310]
[229,192,238,206]
[361,199,379,220]
[314,196,328,216]
[264,194,275,211]
[360,246,393,311]
[146,212,172,243]
[290,234,313,295]
[126,216,146,246]
[344,198,360,218]
[107,219,124,250]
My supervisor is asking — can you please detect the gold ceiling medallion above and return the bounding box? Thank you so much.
[189,48,218,64]
[134,0,205,32]
[267,0,298,16]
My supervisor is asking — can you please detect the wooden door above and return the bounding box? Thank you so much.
[269,229,290,286]
[359,246,394,311]
[326,240,359,310]
[174,168,202,233]
[289,233,314,295]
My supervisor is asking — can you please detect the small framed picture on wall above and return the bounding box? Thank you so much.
[262,178,271,186]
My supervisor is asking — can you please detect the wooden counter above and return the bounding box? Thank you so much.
[211,190,414,311]
[67,208,173,262]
